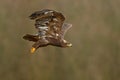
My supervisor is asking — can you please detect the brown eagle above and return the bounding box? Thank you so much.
[23,9,72,53]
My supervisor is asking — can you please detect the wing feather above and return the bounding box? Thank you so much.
[59,23,72,39]
[29,9,66,38]
[29,9,54,20]
[28,9,71,40]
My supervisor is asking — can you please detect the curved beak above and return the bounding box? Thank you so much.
[67,43,72,47]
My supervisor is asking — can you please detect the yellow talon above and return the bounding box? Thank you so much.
[31,47,36,53]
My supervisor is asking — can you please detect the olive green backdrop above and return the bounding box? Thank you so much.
[0,0,120,80]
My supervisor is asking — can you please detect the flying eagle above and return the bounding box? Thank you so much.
[23,9,72,53]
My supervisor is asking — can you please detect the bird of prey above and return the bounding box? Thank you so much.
[23,9,72,53]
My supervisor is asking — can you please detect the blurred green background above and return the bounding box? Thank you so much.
[0,0,120,80]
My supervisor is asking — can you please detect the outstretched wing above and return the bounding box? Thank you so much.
[29,9,65,38]
[29,9,65,23]
[29,9,55,20]
[59,23,72,39]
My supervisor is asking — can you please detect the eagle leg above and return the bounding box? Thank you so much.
[31,38,49,53]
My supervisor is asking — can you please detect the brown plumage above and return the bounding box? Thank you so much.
[23,9,72,53]
[23,34,72,48]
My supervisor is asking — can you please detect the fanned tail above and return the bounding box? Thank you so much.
[23,34,39,42]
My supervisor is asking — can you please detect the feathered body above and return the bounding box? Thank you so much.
[23,9,72,53]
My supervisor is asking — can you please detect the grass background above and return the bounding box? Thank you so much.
[0,0,120,80]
